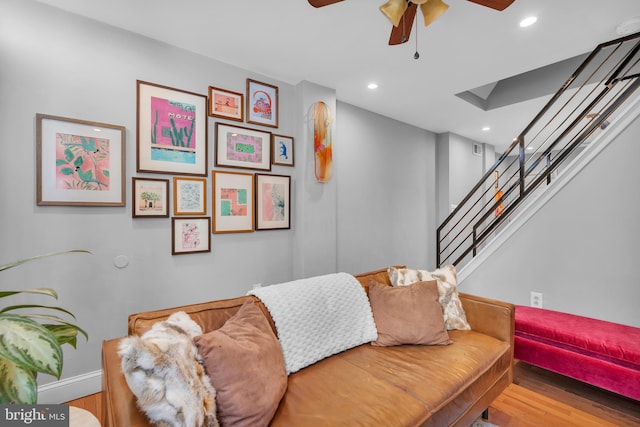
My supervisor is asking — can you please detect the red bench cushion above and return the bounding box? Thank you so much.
[515,305,640,370]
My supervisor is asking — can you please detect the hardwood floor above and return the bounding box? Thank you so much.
[66,392,102,424]
[491,362,640,427]
[66,361,640,426]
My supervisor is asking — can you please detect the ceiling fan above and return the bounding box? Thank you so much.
[308,0,515,45]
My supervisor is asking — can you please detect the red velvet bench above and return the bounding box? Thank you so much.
[515,305,640,401]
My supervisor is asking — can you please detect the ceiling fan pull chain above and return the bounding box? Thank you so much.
[414,10,420,59]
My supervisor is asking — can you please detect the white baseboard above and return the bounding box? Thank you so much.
[37,370,102,404]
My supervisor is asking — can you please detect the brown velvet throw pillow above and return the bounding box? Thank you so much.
[368,279,452,347]
[194,300,287,427]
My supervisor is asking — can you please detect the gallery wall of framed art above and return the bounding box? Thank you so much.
[36,75,294,255]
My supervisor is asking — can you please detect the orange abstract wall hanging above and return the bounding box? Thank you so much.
[494,170,504,217]
[312,101,333,182]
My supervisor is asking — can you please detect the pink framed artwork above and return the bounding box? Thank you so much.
[255,173,290,230]
[172,217,211,255]
[215,123,271,171]
[246,79,278,128]
[136,80,207,176]
[208,86,243,122]
[36,114,125,206]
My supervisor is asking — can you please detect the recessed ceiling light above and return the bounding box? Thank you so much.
[482,126,491,132]
[520,16,537,28]
[367,83,378,90]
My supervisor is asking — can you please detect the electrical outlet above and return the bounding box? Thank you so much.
[530,291,543,308]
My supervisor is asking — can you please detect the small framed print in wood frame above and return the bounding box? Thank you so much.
[172,217,211,255]
[174,177,206,215]
[36,113,126,206]
[208,86,243,122]
[215,123,271,171]
[132,177,169,218]
[137,80,207,176]
[213,170,254,233]
[272,135,294,166]
[246,79,278,128]
[255,174,291,231]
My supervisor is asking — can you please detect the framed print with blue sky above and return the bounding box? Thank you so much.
[137,80,207,176]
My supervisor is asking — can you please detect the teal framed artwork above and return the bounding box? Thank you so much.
[212,170,254,233]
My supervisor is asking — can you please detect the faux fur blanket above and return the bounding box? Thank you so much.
[249,272,377,374]
[119,312,219,427]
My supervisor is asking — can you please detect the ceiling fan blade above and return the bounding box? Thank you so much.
[388,3,417,45]
[308,0,344,7]
[466,0,515,11]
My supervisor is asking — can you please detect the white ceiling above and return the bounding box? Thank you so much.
[36,0,640,151]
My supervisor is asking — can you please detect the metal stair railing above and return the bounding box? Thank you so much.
[437,32,640,268]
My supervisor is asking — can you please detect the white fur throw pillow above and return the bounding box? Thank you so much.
[118,311,219,427]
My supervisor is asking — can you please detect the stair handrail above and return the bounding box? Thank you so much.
[437,32,640,268]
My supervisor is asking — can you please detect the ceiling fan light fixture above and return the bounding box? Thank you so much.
[379,0,408,27]
[420,0,449,26]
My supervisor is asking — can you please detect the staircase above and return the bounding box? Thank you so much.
[437,32,640,269]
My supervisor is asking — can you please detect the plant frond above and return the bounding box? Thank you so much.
[0,288,58,300]
[0,250,90,272]
[0,304,75,318]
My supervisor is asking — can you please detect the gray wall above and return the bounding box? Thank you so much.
[0,0,436,391]
[436,132,488,223]
[336,103,437,273]
[293,81,339,279]
[461,112,640,327]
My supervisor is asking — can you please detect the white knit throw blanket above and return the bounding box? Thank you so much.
[249,272,378,374]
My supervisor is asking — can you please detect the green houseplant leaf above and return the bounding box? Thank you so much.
[0,250,89,403]
[0,357,37,404]
[0,288,58,299]
[0,314,62,377]
[0,250,89,273]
